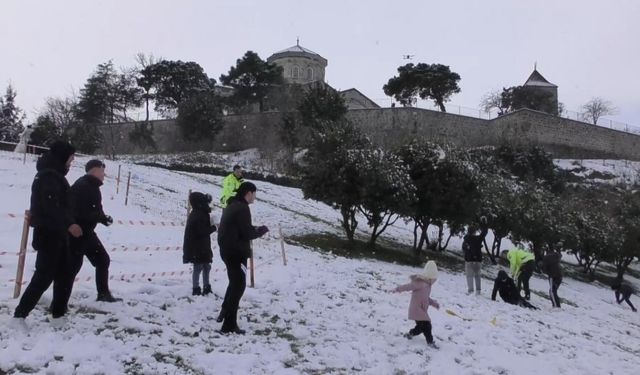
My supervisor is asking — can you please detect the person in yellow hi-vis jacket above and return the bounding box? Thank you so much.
[220,165,244,208]
[501,247,536,300]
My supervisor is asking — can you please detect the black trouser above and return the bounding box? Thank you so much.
[549,276,562,308]
[70,232,111,295]
[408,320,434,343]
[616,291,636,311]
[220,254,247,331]
[517,260,536,298]
[14,229,74,318]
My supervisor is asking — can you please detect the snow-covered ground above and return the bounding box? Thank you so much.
[0,150,639,375]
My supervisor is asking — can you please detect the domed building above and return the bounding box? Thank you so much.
[267,40,327,84]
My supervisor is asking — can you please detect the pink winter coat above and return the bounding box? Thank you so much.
[394,276,439,321]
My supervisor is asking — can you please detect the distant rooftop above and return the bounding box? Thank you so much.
[524,69,557,87]
[273,44,321,56]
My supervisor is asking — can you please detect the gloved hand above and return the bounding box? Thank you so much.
[256,225,269,236]
[103,215,113,227]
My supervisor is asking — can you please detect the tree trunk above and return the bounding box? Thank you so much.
[485,238,496,264]
[340,206,357,241]
[436,223,444,251]
[437,100,446,113]
[412,221,419,253]
[441,233,453,251]
[145,92,150,122]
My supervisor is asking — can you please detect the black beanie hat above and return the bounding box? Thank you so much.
[85,159,106,172]
[49,141,76,165]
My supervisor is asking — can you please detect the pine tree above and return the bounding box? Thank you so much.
[220,51,283,112]
[0,85,26,142]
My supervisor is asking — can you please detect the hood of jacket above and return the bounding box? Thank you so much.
[497,270,510,281]
[189,192,212,212]
[36,152,68,176]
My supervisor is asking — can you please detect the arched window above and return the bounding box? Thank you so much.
[307,68,314,80]
[292,66,300,79]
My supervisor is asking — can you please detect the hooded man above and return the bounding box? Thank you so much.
[14,140,83,321]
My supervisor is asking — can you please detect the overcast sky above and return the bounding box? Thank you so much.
[2,0,639,126]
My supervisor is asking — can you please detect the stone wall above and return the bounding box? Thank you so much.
[97,108,640,161]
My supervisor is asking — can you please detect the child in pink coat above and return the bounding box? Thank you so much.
[393,260,441,346]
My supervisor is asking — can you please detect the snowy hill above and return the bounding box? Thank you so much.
[0,150,639,375]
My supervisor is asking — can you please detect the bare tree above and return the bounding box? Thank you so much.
[480,89,508,116]
[135,53,163,121]
[581,97,616,125]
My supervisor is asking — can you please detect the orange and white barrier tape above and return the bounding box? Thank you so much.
[1,246,183,256]
[2,213,184,227]
[113,219,185,227]
[10,268,227,285]
[108,245,182,253]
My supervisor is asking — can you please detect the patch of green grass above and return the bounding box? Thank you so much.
[288,232,464,273]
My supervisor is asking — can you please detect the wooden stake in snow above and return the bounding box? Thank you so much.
[13,210,31,298]
[187,189,192,217]
[116,165,121,194]
[279,224,287,266]
[249,241,255,288]
[124,171,131,206]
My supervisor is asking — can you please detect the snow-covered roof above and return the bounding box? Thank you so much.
[273,44,320,56]
[523,69,557,87]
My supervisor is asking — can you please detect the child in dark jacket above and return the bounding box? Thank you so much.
[612,280,637,312]
[541,251,563,308]
[183,192,217,296]
[491,270,537,309]
[393,261,441,347]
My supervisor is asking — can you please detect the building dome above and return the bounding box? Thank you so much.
[267,41,327,84]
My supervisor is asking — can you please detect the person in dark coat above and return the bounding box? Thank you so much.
[68,159,121,302]
[216,182,269,334]
[612,280,637,312]
[183,192,217,296]
[462,216,488,295]
[491,270,537,309]
[14,141,83,320]
[541,251,563,308]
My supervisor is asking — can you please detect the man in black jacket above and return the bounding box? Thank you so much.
[463,216,488,295]
[216,182,269,334]
[491,270,537,309]
[68,159,121,302]
[14,141,83,320]
[541,251,562,308]
[612,280,637,312]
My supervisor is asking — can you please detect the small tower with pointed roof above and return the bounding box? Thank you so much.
[523,66,558,114]
[267,40,327,84]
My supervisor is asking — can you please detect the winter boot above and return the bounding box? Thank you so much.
[97,292,123,302]
[192,287,202,296]
[202,285,212,296]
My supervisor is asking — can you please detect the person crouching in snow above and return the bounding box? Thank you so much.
[183,192,217,296]
[491,270,537,310]
[392,260,440,347]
